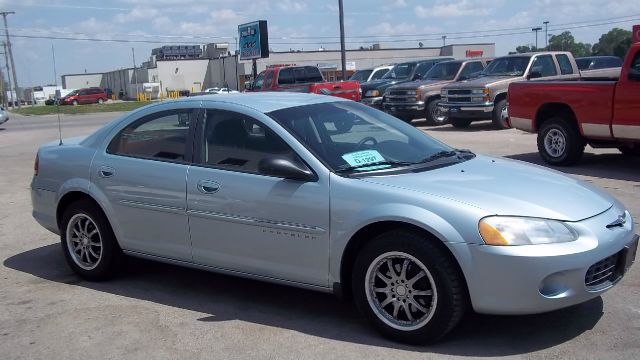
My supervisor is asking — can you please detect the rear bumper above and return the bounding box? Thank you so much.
[31,187,59,235]
[439,102,494,120]
[449,206,637,315]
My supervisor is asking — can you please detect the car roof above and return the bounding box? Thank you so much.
[186,92,348,113]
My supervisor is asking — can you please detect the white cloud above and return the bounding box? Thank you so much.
[114,8,159,23]
[416,0,495,18]
[276,0,308,13]
[365,22,417,36]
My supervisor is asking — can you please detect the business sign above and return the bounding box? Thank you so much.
[238,21,269,60]
[465,50,484,58]
[633,25,640,44]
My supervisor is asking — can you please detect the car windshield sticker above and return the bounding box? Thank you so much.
[341,150,391,171]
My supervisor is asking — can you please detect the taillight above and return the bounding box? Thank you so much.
[34,153,39,176]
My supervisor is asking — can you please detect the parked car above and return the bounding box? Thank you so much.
[349,65,394,83]
[246,65,361,101]
[60,87,108,105]
[440,51,580,129]
[31,93,637,344]
[204,87,240,94]
[576,56,623,79]
[508,43,640,165]
[0,107,9,125]
[360,57,454,114]
[382,59,490,125]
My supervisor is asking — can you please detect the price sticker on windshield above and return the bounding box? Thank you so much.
[342,150,390,171]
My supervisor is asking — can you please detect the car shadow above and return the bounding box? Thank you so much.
[507,152,640,182]
[419,121,497,132]
[4,244,604,356]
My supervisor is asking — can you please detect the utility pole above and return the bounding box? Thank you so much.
[0,67,4,108]
[442,35,446,47]
[132,48,138,100]
[1,12,19,109]
[338,0,347,81]
[532,27,542,51]
[543,21,549,49]
[1,42,13,108]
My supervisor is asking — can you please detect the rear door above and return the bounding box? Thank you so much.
[612,49,640,140]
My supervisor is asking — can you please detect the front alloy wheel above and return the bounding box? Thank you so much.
[366,252,437,331]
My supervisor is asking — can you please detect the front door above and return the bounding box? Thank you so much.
[613,49,640,140]
[91,107,199,260]
[186,107,330,286]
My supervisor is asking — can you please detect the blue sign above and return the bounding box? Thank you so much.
[238,21,269,60]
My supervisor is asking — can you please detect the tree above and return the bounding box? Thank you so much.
[547,31,592,57]
[592,28,632,58]
[516,45,536,53]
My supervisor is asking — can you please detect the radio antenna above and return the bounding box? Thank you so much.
[51,44,62,145]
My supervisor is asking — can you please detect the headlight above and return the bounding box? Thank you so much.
[479,216,578,246]
[471,88,490,95]
[365,90,380,97]
[405,90,417,95]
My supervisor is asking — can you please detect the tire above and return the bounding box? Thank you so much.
[352,229,467,344]
[425,99,447,126]
[450,118,472,128]
[397,115,414,124]
[97,98,104,104]
[61,199,124,281]
[537,117,585,166]
[619,145,640,156]
[72,100,78,106]
[491,99,509,130]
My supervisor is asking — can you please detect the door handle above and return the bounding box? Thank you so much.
[197,180,220,194]
[98,166,115,178]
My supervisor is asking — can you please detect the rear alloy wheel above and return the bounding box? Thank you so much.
[353,230,467,344]
[619,145,640,156]
[537,117,585,166]
[97,98,104,104]
[492,99,509,130]
[425,99,448,126]
[61,200,124,280]
[450,118,472,128]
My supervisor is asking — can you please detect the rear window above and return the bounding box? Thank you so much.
[304,66,324,82]
[278,68,294,85]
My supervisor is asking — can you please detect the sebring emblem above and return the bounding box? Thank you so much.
[606,213,627,229]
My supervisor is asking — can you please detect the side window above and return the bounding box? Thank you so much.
[459,62,483,79]
[278,68,294,85]
[414,62,434,78]
[253,72,265,89]
[531,55,558,77]
[556,54,574,75]
[293,67,307,83]
[200,110,300,175]
[264,71,274,88]
[107,109,194,163]
[370,68,389,80]
[305,66,324,82]
[78,90,88,95]
[629,52,640,78]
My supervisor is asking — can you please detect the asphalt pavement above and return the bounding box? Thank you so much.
[0,112,638,359]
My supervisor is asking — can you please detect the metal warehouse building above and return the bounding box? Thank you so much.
[60,43,495,100]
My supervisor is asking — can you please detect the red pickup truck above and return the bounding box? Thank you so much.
[246,65,361,101]
[508,43,640,165]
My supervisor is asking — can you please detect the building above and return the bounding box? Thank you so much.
[60,42,495,99]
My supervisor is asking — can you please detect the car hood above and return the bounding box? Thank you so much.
[444,75,520,89]
[360,155,614,222]
[361,78,409,91]
[390,79,451,91]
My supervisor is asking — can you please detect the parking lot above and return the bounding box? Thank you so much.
[0,112,638,359]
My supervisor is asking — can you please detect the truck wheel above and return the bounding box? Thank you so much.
[537,117,585,166]
[397,115,414,124]
[450,118,472,128]
[619,145,640,156]
[425,99,447,126]
[352,229,467,344]
[97,98,104,104]
[61,199,125,281]
[492,99,509,130]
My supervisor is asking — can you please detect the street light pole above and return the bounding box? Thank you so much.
[543,21,549,49]
[442,35,446,47]
[1,11,19,109]
[338,0,347,81]
[532,27,542,51]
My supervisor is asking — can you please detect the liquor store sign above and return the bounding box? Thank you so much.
[238,21,270,60]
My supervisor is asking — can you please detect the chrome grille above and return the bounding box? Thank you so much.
[447,89,472,95]
[388,90,408,96]
[585,252,621,290]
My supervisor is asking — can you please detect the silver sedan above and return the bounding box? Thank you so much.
[31,93,638,344]
[0,107,9,125]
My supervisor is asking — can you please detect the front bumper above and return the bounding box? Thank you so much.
[361,97,383,108]
[439,102,494,120]
[448,206,637,315]
[382,101,425,116]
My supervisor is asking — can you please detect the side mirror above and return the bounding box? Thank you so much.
[628,70,640,82]
[527,71,542,80]
[258,157,316,182]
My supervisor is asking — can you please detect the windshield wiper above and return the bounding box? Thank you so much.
[336,160,415,173]
[419,149,475,164]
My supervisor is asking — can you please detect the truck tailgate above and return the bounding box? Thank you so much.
[310,81,361,101]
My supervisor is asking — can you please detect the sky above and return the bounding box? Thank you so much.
[0,0,638,87]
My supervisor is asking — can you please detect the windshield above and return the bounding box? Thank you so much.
[66,90,79,96]
[481,56,531,76]
[381,63,416,80]
[349,70,373,82]
[575,58,591,70]
[269,101,469,174]
[425,62,463,80]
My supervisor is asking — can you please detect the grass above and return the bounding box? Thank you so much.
[10,101,153,116]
